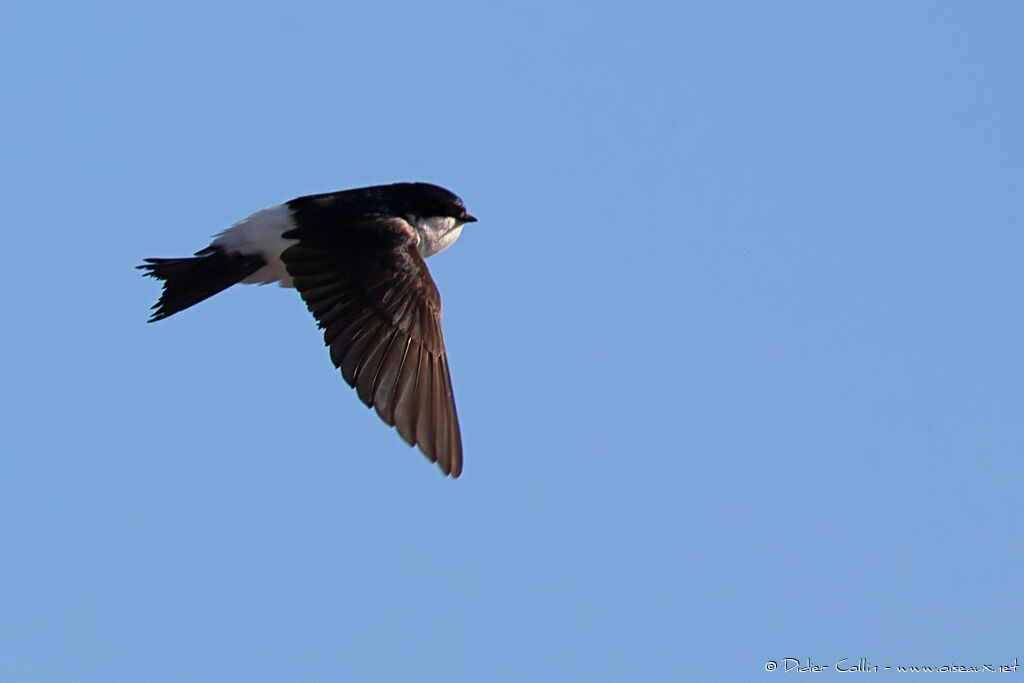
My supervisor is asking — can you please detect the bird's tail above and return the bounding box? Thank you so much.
[138,247,266,322]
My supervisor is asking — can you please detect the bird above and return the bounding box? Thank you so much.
[139,182,477,478]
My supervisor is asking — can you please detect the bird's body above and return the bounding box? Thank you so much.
[139,182,476,477]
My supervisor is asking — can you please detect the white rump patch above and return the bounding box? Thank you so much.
[211,204,300,287]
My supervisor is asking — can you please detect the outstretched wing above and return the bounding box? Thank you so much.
[280,217,462,477]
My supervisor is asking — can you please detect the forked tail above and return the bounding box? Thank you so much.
[138,247,266,321]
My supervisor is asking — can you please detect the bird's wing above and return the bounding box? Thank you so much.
[280,217,462,477]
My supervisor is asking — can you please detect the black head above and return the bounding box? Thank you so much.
[376,182,477,223]
[288,182,477,227]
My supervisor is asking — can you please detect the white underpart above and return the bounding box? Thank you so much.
[211,204,300,287]
[411,215,464,258]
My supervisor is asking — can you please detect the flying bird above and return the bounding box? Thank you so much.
[139,182,477,477]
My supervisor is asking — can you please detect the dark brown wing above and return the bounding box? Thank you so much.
[280,218,462,477]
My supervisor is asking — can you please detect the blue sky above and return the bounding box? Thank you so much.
[2,1,1022,681]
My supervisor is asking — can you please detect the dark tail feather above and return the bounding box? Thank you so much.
[138,247,266,322]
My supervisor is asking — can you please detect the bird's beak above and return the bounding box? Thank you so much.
[462,213,478,224]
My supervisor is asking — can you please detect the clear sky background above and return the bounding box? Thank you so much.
[2,2,1022,681]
